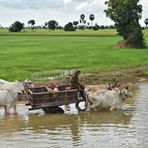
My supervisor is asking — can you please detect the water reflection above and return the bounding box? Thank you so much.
[0,106,132,132]
[0,82,148,148]
[0,105,133,147]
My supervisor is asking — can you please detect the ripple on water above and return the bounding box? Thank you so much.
[0,83,148,148]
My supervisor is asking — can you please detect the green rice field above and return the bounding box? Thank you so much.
[0,29,148,81]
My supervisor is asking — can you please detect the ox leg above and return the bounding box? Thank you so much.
[90,102,101,110]
[86,99,91,111]
[116,105,122,109]
[4,106,7,115]
[13,105,17,114]
[109,106,116,111]
[5,105,10,115]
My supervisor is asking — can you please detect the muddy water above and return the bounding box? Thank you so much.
[0,83,148,148]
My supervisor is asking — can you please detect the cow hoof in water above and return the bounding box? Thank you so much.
[43,106,64,114]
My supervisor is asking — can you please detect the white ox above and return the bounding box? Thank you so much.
[0,89,20,114]
[86,87,133,111]
[0,80,24,92]
[0,79,33,114]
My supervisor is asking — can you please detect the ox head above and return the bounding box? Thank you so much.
[16,81,24,89]
[16,79,34,91]
[13,81,27,101]
[120,86,133,101]
[106,81,118,90]
[24,79,34,87]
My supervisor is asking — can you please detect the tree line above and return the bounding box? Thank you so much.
[1,0,147,48]
[0,12,147,33]
[7,13,116,32]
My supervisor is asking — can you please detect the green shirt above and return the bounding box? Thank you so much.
[70,74,80,89]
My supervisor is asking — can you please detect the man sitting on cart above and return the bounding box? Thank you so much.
[70,70,85,100]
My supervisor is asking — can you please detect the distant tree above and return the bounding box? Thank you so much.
[79,19,82,24]
[86,22,90,29]
[28,20,35,29]
[73,21,79,28]
[80,14,85,25]
[105,25,109,29]
[64,22,75,31]
[9,21,24,32]
[55,22,59,28]
[87,22,90,26]
[47,20,58,30]
[89,14,95,27]
[100,25,105,29]
[56,26,63,30]
[83,20,86,24]
[104,0,146,48]
[109,25,115,29]
[44,22,48,28]
[93,23,99,30]
[144,18,148,28]
[35,26,42,29]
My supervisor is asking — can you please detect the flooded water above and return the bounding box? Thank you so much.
[0,83,148,148]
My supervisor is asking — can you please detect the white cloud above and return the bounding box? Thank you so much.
[0,0,64,9]
[63,0,71,4]
[75,2,88,10]
[0,0,147,27]
[75,0,106,12]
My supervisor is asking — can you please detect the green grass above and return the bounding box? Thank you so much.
[0,29,148,81]
[0,28,117,36]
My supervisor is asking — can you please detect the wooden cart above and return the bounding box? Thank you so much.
[24,83,85,113]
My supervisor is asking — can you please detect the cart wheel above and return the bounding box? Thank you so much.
[75,101,86,111]
[43,106,64,114]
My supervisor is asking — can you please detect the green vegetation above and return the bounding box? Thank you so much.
[64,22,75,31]
[0,28,117,36]
[0,29,148,81]
[9,21,24,32]
[145,18,148,28]
[105,0,146,48]
[27,20,35,30]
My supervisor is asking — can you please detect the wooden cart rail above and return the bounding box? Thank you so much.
[24,82,79,110]
[24,82,86,112]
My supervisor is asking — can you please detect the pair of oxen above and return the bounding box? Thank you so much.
[84,82,133,111]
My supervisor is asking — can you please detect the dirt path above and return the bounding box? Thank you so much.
[34,65,148,87]
[80,65,148,85]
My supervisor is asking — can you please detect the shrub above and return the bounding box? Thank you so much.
[64,22,76,31]
[9,21,24,32]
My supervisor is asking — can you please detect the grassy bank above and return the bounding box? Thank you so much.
[0,29,148,81]
[0,29,117,36]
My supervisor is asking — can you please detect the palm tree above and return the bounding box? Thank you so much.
[44,22,48,28]
[28,20,35,29]
[73,21,79,28]
[83,20,86,24]
[79,19,82,24]
[144,18,148,28]
[89,14,95,27]
[80,14,85,25]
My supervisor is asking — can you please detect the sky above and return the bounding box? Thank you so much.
[0,0,148,27]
